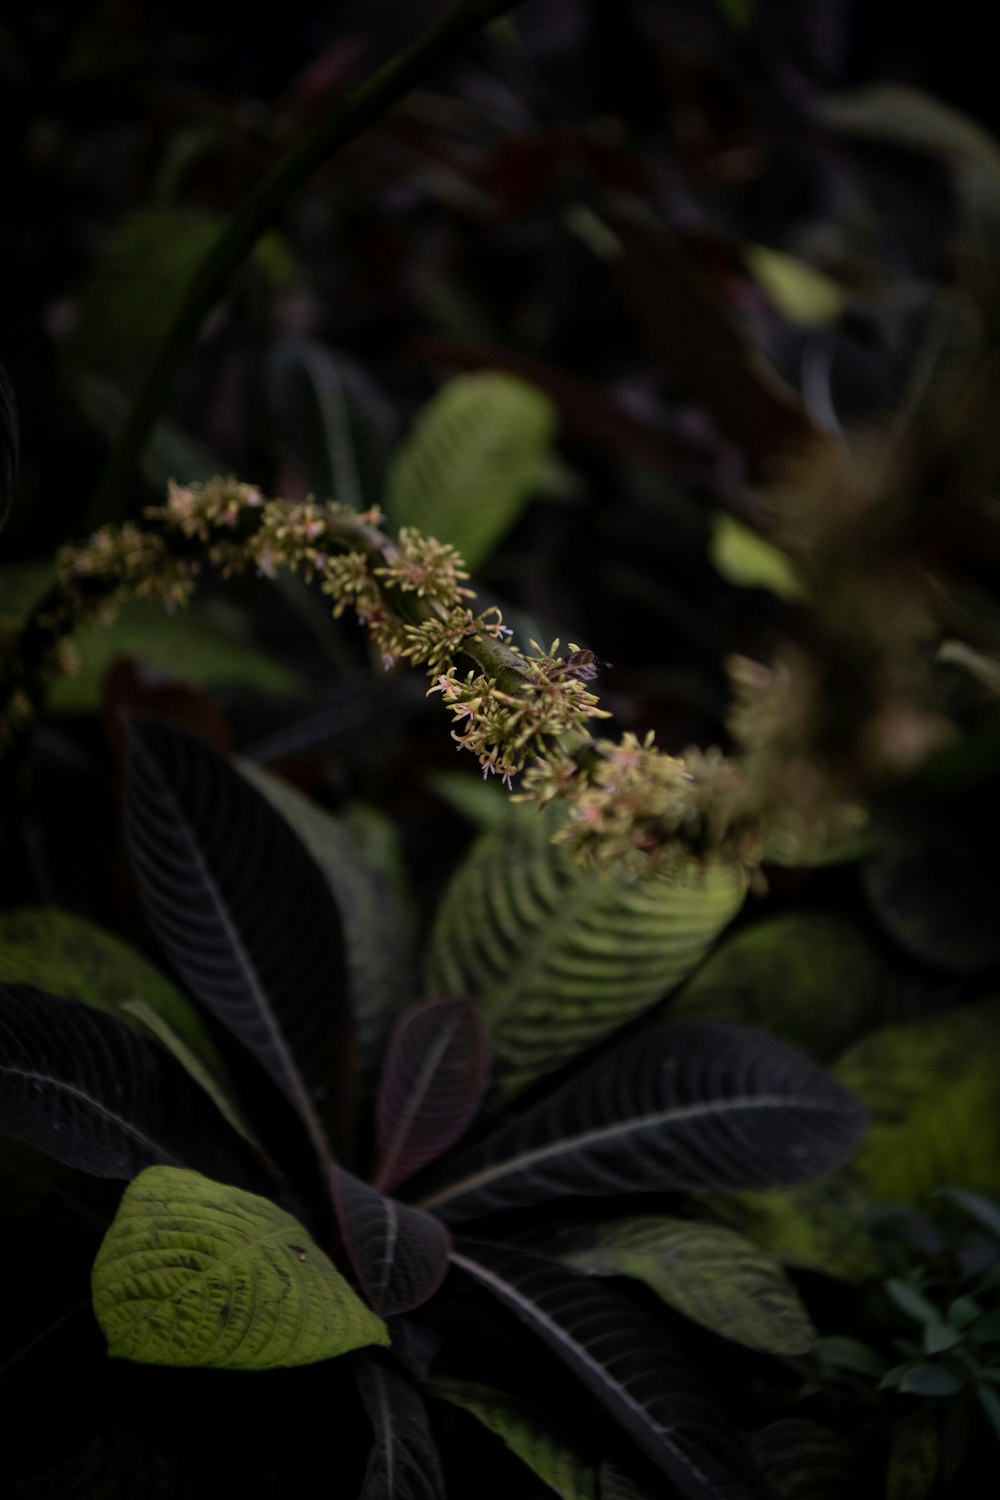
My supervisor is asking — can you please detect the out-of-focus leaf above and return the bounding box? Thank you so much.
[835,1002,1000,1202]
[668,912,925,1061]
[936,1187,1000,1242]
[548,1216,816,1356]
[752,1420,860,1500]
[0,362,19,532]
[69,369,219,491]
[424,804,745,1098]
[430,1378,600,1500]
[331,1167,451,1317]
[238,764,417,1077]
[897,1366,961,1397]
[598,1461,659,1500]
[268,338,393,510]
[417,1022,866,1221]
[0,558,54,616]
[92,1166,387,1369]
[375,997,490,1192]
[125,720,351,1164]
[0,983,257,1187]
[709,515,806,602]
[385,372,556,571]
[51,597,306,712]
[744,248,842,328]
[422,769,512,829]
[705,1173,882,1283]
[356,1352,446,1500]
[452,1243,766,1500]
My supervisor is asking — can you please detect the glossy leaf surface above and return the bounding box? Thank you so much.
[453,1242,765,1500]
[125,719,350,1162]
[425,807,745,1097]
[419,1022,866,1220]
[375,996,490,1191]
[92,1166,388,1369]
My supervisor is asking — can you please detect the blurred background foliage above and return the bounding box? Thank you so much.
[3,1,1000,1495]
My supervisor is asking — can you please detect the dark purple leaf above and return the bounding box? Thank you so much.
[0,983,260,1188]
[124,718,351,1164]
[374,996,490,1192]
[453,1241,766,1500]
[355,1351,446,1500]
[332,1166,451,1317]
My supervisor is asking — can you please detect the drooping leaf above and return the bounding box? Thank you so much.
[452,1242,766,1500]
[417,1022,866,1221]
[374,996,490,1192]
[92,1166,387,1369]
[50,597,305,713]
[125,719,351,1163]
[355,1351,446,1500]
[268,338,393,511]
[668,912,931,1061]
[751,1420,860,1500]
[886,1411,940,1500]
[429,1378,600,1500]
[331,1167,451,1317]
[835,1001,1000,1202]
[709,515,806,603]
[424,805,746,1098]
[237,764,417,1076]
[384,372,556,571]
[0,983,257,1186]
[0,904,236,1102]
[547,1216,815,1356]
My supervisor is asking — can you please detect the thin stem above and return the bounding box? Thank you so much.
[87,0,526,530]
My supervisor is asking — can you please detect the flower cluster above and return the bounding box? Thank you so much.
[57,522,196,614]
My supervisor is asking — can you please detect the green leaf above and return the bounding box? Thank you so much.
[744,247,842,328]
[668,912,921,1061]
[975,1381,1000,1443]
[423,768,513,829]
[709,513,805,601]
[814,1336,888,1379]
[0,905,263,1158]
[430,1379,600,1500]
[237,764,417,1075]
[50,597,305,712]
[549,1216,816,1356]
[897,1365,962,1397]
[704,1172,882,1282]
[752,1420,860,1500]
[0,557,53,616]
[424,804,745,1097]
[835,1002,1000,1202]
[92,1166,388,1369]
[886,1280,942,1327]
[887,1411,940,1500]
[385,372,556,571]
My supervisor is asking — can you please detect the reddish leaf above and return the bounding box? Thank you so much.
[374,996,490,1193]
[332,1166,451,1318]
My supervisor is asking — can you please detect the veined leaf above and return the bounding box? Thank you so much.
[751,1420,859,1500]
[125,719,351,1164]
[375,996,490,1192]
[0,983,257,1186]
[430,1378,600,1500]
[417,1022,866,1221]
[331,1167,451,1317]
[385,372,556,571]
[548,1216,816,1356]
[237,764,416,1077]
[452,1243,765,1500]
[92,1166,388,1369]
[356,1352,446,1500]
[0,906,256,1145]
[834,1001,1000,1202]
[424,805,745,1097]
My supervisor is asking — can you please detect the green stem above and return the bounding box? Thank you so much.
[87,0,525,531]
